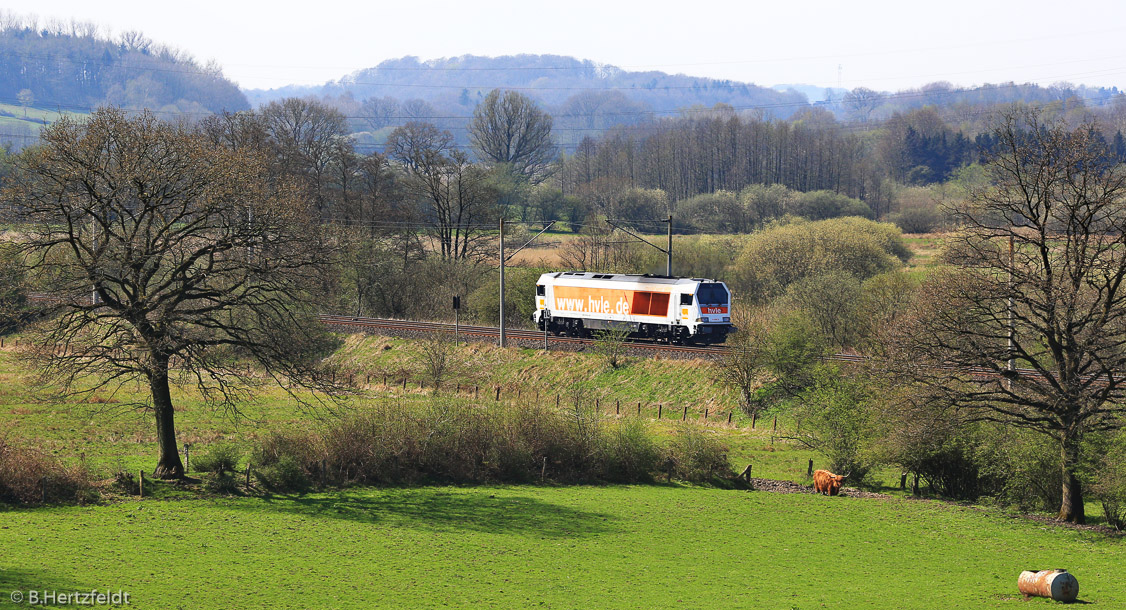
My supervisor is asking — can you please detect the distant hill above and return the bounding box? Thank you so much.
[245,54,814,152]
[246,54,809,118]
[0,18,249,134]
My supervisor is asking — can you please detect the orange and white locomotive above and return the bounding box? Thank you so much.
[532,272,733,344]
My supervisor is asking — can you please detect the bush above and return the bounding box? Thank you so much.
[730,217,908,304]
[192,443,241,475]
[250,430,322,492]
[0,242,28,333]
[0,434,94,505]
[665,426,731,483]
[249,398,678,488]
[789,190,873,221]
[973,428,1062,512]
[1091,432,1126,530]
[204,471,242,495]
[888,206,942,233]
[255,455,311,493]
[788,369,879,485]
[602,418,660,483]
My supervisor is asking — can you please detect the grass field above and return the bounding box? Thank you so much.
[2,485,1122,609]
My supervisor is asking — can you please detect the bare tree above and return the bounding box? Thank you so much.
[415,333,460,392]
[842,87,884,124]
[3,109,339,478]
[888,107,1126,523]
[712,310,771,418]
[469,89,556,184]
[387,121,499,261]
[359,96,399,132]
[260,98,351,218]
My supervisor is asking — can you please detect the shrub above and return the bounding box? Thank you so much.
[666,426,732,483]
[1091,432,1126,530]
[192,443,241,475]
[789,190,873,221]
[0,434,94,505]
[601,418,660,483]
[250,430,322,492]
[204,471,241,495]
[250,398,682,487]
[730,217,908,304]
[255,455,310,493]
[788,369,880,486]
[888,206,942,233]
[973,428,1062,512]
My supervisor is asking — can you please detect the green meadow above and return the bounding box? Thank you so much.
[2,486,1122,609]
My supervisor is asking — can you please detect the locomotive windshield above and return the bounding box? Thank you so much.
[697,283,729,306]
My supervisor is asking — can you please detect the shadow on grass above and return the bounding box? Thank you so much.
[225,488,617,539]
[0,567,92,606]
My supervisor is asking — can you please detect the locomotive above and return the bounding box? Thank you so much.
[532,272,733,344]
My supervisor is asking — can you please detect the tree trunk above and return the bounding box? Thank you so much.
[150,357,184,479]
[1058,434,1085,524]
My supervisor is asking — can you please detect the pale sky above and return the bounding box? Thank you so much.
[6,0,1126,93]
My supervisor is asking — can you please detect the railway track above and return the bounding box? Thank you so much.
[317,314,732,357]
[18,293,1008,370]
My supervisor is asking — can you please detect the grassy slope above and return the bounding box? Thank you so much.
[0,340,814,483]
[1,485,1121,609]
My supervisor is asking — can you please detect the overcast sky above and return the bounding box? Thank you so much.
[6,0,1126,93]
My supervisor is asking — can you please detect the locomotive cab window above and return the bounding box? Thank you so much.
[697,283,728,306]
[680,293,693,306]
[536,285,545,296]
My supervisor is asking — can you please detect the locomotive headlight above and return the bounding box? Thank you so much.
[695,317,703,323]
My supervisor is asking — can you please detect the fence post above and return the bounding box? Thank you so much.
[616,400,620,415]
[383,373,387,386]
[596,398,599,413]
[728,412,733,425]
[752,412,757,429]
[900,473,908,490]
[138,470,143,498]
[475,385,479,399]
[658,404,663,419]
[402,377,407,390]
[682,405,687,421]
[556,394,560,408]
[495,386,501,401]
[773,416,777,432]
[637,402,641,416]
[704,408,708,420]
[807,459,813,477]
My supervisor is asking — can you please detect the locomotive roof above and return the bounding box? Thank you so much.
[540,272,719,285]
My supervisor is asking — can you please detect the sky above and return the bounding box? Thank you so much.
[5,0,1126,93]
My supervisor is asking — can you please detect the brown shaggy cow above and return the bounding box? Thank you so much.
[812,469,848,496]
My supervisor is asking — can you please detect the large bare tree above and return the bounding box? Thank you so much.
[469,89,556,183]
[3,109,338,478]
[889,107,1126,523]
